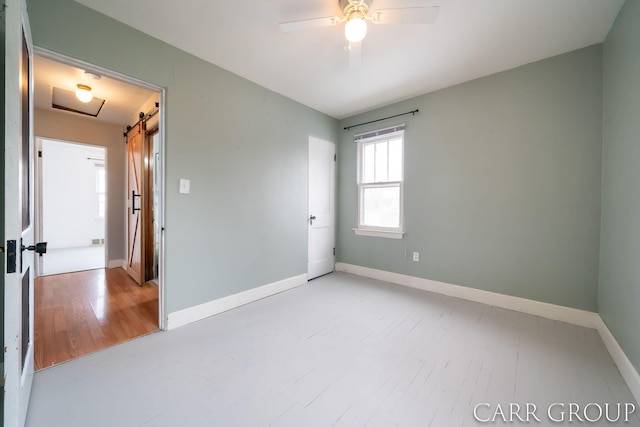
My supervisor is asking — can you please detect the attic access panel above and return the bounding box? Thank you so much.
[52,86,105,117]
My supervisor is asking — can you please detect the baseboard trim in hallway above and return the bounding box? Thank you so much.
[166,273,308,330]
[335,262,640,405]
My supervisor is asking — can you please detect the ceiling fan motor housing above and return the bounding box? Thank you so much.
[340,0,370,20]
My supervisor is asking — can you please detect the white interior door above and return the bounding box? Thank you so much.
[308,137,335,280]
[4,0,36,425]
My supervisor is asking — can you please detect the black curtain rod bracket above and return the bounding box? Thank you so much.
[344,109,419,131]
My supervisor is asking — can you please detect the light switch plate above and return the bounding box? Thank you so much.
[179,179,190,194]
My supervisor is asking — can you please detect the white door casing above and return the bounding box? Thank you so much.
[4,0,35,425]
[308,137,335,280]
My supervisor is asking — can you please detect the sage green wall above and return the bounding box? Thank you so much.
[600,0,640,372]
[338,45,603,311]
[27,0,338,315]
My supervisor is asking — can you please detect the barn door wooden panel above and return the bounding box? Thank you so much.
[126,122,144,285]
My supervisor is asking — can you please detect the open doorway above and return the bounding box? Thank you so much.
[36,138,107,276]
[32,50,165,370]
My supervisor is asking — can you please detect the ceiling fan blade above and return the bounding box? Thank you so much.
[278,16,342,33]
[348,41,362,69]
[370,6,439,25]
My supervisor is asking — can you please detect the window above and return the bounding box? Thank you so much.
[95,163,106,219]
[355,125,404,239]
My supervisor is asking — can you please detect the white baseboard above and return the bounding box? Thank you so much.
[107,259,125,268]
[167,273,308,330]
[596,319,640,405]
[335,262,640,405]
[335,263,600,329]
[48,240,91,250]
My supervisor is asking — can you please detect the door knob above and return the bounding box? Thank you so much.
[21,241,48,256]
[309,215,317,225]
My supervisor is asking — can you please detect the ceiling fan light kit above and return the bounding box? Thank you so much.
[278,0,439,65]
[345,17,367,42]
[341,0,369,42]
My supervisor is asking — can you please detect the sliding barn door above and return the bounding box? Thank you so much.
[126,122,144,285]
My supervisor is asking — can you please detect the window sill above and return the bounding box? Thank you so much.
[353,228,404,239]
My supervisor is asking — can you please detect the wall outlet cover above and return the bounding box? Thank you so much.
[179,179,190,194]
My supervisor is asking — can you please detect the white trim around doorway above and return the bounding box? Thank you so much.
[33,46,167,330]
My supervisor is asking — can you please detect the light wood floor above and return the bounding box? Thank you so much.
[34,267,159,370]
[27,273,639,426]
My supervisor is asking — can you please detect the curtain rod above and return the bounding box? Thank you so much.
[343,109,419,131]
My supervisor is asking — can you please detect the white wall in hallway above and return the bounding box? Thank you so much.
[42,139,106,249]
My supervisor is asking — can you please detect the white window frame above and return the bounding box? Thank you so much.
[95,163,106,219]
[354,126,405,239]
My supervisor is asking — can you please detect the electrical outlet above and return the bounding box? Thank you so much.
[412,252,420,262]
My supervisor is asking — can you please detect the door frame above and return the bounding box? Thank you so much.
[32,47,167,330]
[34,137,108,276]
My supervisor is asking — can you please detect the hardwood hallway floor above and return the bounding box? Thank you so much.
[34,267,159,370]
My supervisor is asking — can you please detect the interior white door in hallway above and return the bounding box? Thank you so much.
[308,137,335,280]
[3,1,37,425]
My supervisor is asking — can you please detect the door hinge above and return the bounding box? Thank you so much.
[38,150,42,158]
[333,247,336,256]
[334,154,336,161]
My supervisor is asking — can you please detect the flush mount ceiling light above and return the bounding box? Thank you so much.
[75,84,93,103]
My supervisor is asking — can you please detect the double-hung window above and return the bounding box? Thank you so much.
[95,163,106,219]
[355,125,404,239]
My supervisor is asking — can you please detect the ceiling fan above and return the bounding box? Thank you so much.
[278,0,439,66]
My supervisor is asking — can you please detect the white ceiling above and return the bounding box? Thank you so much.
[73,0,624,119]
[34,54,156,125]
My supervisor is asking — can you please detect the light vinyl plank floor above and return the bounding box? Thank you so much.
[26,273,639,426]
